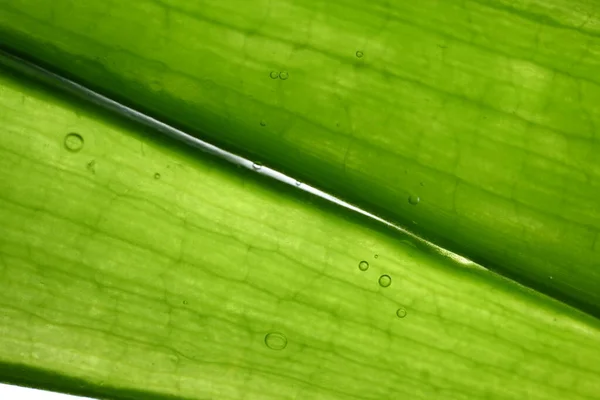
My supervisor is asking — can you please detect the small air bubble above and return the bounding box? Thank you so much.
[64,133,84,152]
[154,173,161,180]
[358,261,369,271]
[252,162,263,170]
[408,195,420,205]
[356,51,364,58]
[396,308,407,318]
[270,71,280,79]
[260,120,267,126]
[378,274,392,287]
[265,332,287,350]
[279,71,289,80]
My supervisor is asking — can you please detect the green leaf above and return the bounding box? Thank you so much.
[2,61,600,399]
[1,0,599,315]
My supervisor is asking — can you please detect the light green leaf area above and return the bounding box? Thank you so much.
[1,65,600,399]
[1,0,599,315]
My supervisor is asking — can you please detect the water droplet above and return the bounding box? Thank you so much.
[374,254,379,259]
[265,332,287,350]
[183,300,188,305]
[358,260,369,271]
[378,274,392,287]
[295,180,302,186]
[356,51,364,58]
[270,71,279,79]
[396,308,407,318]
[154,173,161,180]
[279,71,289,80]
[64,133,84,152]
[408,195,420,205]
[260,120,267,126]
[252,162,263,170]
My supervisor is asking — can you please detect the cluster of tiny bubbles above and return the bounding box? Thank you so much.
[252,162,263,170]
[270,71,280,79]
[378,274,392,288]
[356,259,406,318]
[265,332,288,350]
[64,132,84,152]
[154,173,161,180]
[279,71,289,80]
[408,194,420,205]
[356,51,364,58]
[260,119,267,126]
